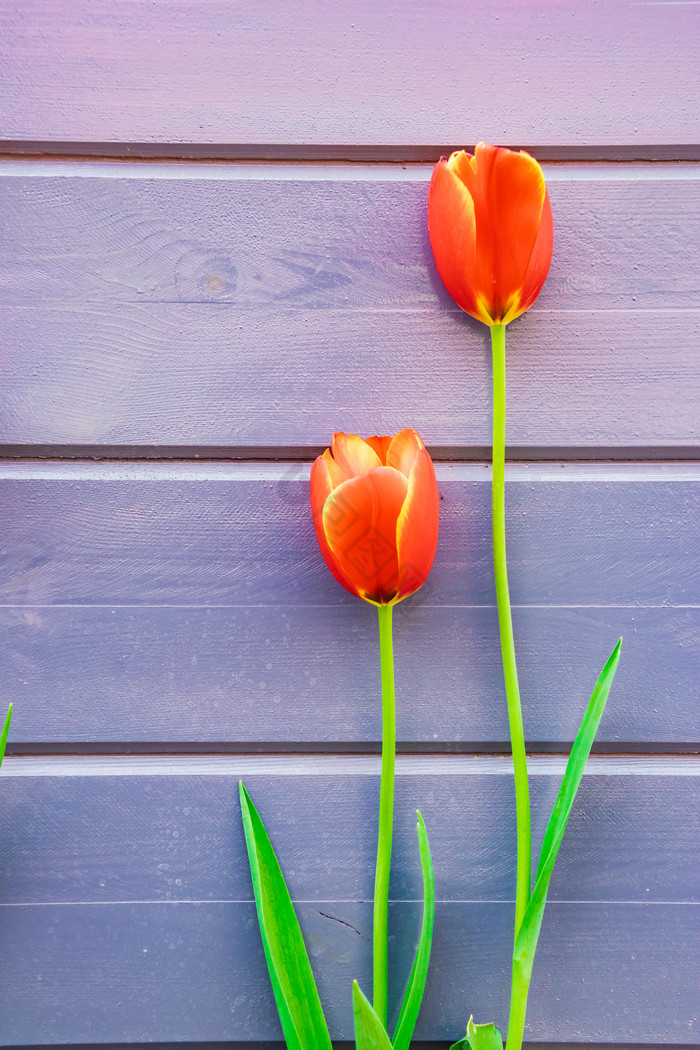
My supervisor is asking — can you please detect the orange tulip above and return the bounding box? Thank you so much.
[427,142,553,326]
[310,430,439,606]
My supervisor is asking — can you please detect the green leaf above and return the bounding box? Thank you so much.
[239,781,332,1050]
[449,1016,504,1050]
[514,640,622,979]
[353,980,393,1050]
[0,705,12,767]
[392,811,435,1050]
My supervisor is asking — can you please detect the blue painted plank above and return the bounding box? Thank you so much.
[0,162,698,450]
[0,900,696,1044]
[1,605,697,746]
[1,756,696,905]
[0,1,696,147]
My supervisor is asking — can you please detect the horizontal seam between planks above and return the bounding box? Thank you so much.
[3,754,698,776]
[0,603,698,609]
[1,462,700,481]
[2,304,700,316]
[0,148,698,170]
[0,899,695,907]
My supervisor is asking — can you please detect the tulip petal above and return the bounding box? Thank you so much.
[321,447,346,490]
[471,144,547,320]
[330,432,382,481]
[310,455,360,597]
[365,434,393,465]
[430,144,550,324]
[396,449,439,601]
[323,466,408,604]
[386,428,424,479]
[513,187,553,320]
[427,158,487,323]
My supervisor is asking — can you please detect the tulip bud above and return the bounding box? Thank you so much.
[310,430,439,605]
[428,142,553,326]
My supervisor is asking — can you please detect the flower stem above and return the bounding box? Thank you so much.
[373,602,396,1028]
[505,964,531,1050]
[490,323,531,942]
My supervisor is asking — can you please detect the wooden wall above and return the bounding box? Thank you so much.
[0,1,698,1047]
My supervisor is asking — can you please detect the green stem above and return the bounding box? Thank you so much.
[505,961,533,1050]
[373,602,396,1028]
[490,323,532,941]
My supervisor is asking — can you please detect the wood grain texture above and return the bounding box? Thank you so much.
[0,1,697,149]
[1,755,697,904]
[2,605,697,747]
[1,162,697,309]
[0,756,697,1044]
[1,463,697,746]
[0,161,698,450]
[0,903,696,1044]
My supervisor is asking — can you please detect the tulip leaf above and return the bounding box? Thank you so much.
[449,1015,504,1050]
[392,811,434,1050]
[0,704,12,767]
[353,980,393,1050]
[239,781,332,1050]
[513,640,622,979]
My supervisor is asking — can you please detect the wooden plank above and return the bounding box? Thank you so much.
[1,463,697,746]
[1,463,696,607]
[4,304,696,451]
[0,1,697,149]
[0,162,698,451]
[0,756,697,1044]
[1,162,697,310]
[0,902,696,1044]
[2,605,697,747]
[1,755,697,904]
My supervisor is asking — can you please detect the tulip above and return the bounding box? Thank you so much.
[310,429,439,606]
[310,428,439,1031]
[427,142,552,326]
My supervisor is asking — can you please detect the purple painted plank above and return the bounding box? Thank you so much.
[0,161,698,450]
[1,899,696,1044]
[1,463,697,606]
[2,756,697,1043]
[0,162,696,310]
[0,306,697,449]
[0,1,697,148]
[1,606,697,746]
[1,755,696,904]
[1,463,697,746]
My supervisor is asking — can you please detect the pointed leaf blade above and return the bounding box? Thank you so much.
[353,980,393,1050]
[239,781,332,1050]
[465,1015,504,1050]
[514,640,622,975]
[449,1015,504,1050]
[0,705,12,767]
[392,811,435,1050]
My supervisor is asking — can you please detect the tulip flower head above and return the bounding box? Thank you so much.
[428,142,553,326]
[310,430,439,606]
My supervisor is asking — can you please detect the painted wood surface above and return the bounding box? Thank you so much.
[0,756,697,1045]
[0,161,698,451]
[2,755,697,904]
[1,6,698,1044]
[4,899,696,1045]
[0,1,697,150]
[2,605,697,747]
[1,463,697,746]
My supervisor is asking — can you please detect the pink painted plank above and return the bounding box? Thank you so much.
[0,0,697,149]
